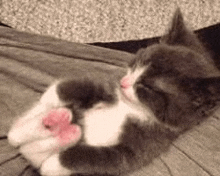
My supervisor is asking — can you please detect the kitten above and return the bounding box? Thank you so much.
[8,9,220,176]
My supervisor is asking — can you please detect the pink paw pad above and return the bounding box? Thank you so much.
[42,108,81,146]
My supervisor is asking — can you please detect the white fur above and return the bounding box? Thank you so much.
[127,67,146,85]
[83,90,153,147]
[8,83,69,147]
[83,101,128,146]
[19,137,59,168]
[40,83,66,108]
[8,110,52,147]
[40,153,72,176]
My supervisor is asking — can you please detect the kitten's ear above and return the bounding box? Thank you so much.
[161,8,204,52]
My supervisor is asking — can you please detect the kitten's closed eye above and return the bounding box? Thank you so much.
[136,82,155,96]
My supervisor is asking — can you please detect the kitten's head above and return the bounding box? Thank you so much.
[120,9,220,130]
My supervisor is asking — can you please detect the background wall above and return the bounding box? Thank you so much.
[0,0,220,43]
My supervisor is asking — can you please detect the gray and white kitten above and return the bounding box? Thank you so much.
[8,9,220,176]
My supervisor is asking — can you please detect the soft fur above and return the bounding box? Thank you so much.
[8,9,220,176]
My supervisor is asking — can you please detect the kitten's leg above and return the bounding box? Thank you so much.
[8,82,67,147]
[8,82,78,168]
[40,144,135,176]
[40,120,138,176]
[57,78,116,109]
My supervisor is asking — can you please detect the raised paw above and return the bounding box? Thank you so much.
[8,82,65,147]
[8,81,83,173]
[42,108,82,146]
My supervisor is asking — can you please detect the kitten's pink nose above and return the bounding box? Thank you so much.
[120,76,131,89]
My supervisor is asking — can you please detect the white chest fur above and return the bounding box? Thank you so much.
[83,97,148,147]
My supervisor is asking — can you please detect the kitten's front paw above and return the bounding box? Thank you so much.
[42,108,82,147]
[40,153,73,176]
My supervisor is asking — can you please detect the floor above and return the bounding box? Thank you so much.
[0,0,220,43]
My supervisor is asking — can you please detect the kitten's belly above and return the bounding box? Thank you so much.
[83,101,130,147]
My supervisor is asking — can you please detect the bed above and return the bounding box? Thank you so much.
[0,24,220,176]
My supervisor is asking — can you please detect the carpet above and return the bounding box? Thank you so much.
[0,0,220,43]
